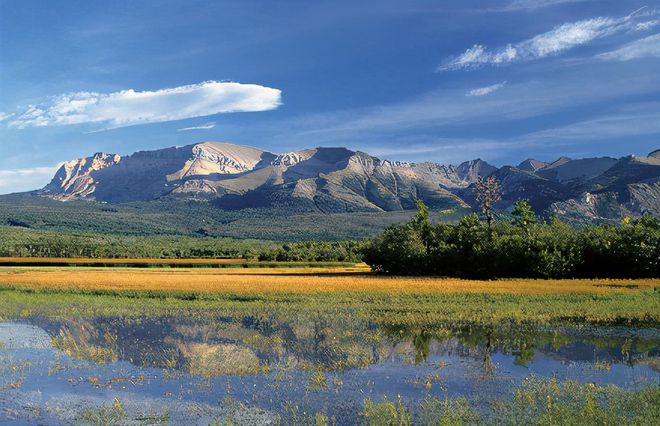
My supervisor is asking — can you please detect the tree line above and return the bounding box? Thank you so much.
[3,173,658,277]
[0,227,364,262]
[363,199,660,278]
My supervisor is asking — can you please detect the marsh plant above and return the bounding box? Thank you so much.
[360,379,660,425]
[362,395,413,426]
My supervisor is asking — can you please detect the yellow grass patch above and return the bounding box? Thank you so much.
[0,267,657,295]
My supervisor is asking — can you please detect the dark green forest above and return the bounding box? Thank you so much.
[363,200,660,279]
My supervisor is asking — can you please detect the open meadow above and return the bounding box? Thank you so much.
[1,264,659,424]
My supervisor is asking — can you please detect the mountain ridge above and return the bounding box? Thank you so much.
[38,141,660,221]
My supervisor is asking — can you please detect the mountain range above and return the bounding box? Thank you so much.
[39,142,660,222]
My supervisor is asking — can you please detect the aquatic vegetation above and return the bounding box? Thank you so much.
[50,323,119,364]
[308,370,328,391]
[490,378,660,425]
[1,282,658,331]
[278,402,333,426]
[76,398,125,426]
[181,343,263,377]
[417,396,480,425]
[359,379,660,425]
[362,395,413,426]
[75,398,170,425]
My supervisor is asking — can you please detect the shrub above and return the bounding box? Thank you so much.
[364,202,660,279]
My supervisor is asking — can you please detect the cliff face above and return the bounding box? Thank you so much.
[42,153,121,199]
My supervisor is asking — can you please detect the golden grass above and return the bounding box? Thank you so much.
[0,266,657,295]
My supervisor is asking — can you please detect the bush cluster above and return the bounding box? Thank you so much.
[257,241,367,262]
[363,201,660,278]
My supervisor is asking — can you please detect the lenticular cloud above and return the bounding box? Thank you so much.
[9,81,282,129]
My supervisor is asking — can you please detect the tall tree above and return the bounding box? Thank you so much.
[475,176,502,234]
[511,199,537,229]
[412,199,432,253]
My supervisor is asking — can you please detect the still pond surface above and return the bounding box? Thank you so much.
[0,314,658,424]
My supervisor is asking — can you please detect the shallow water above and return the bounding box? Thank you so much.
[0,315,658,425]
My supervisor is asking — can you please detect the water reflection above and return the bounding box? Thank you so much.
[0,315,658,424]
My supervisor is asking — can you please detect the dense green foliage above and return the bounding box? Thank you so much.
[364,201,660,278]
[0,227,364,261]
[257,241,367,262]
[362,380,660,425]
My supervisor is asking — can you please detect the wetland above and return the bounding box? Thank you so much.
[0,269,658,424]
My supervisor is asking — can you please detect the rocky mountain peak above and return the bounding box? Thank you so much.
[546,156,572,168]
[271,151,311,167]
[456,159,497,183]
[41,152,121,198]
[517,158,547,172]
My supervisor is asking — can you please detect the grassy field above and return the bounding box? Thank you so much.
[0,266,658,326]
[0,266,657,295]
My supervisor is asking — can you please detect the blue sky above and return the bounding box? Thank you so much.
[1,0,659,193]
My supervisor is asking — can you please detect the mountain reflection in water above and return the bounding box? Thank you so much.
[0,315,658,424]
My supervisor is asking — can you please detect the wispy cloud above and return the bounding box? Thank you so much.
[523,103,660,142]
[595,33,660,61]
[177,122,216,131]
[439,8,657,70]
[356,104,660,164]
[362,138,519,164]
[636,20,659,31]
[499,0,592,12]
[0,164,61,195]
[8,81,282,130]
[0,112,14,122]
[466,81,507,97]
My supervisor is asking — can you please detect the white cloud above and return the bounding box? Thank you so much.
[440,8,658,70]
[8,81,282,130]
[500,0,592,11]
[0,112,15,122]
[466,81,507,97]
[0,165,61,195]
[595,33,660,61]
[636,20,659,31]
[177,122,216,131]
